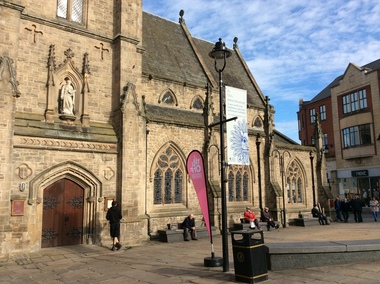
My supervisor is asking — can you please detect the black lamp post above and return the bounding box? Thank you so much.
[310,151,316,206]
[209,38,231,272]
[256,134,262,211]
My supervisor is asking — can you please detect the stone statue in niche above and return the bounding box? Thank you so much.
[60,77,76,116]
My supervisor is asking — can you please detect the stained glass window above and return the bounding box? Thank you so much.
[286,161,303,204]
[153,146,183,205]
[227,166,249,202]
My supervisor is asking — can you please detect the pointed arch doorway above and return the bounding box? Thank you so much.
[42,178,84,248]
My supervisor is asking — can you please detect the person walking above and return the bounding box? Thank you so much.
[369,197,379,222]
[106,200,123,251]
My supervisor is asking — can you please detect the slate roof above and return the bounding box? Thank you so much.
[144,104,204,128]
[142,13,209,87]
[142,12,265,109]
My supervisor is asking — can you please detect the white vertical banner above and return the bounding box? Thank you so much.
[225,86,250,165]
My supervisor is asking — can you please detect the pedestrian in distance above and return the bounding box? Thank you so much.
[369,197,379,222]
[334,196,343,221]
[351,194,363,223]
[106,200,122,251]
[341,197,351,223]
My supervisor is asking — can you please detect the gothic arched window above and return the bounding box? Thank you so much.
[253,117,263,128]
[190,96,204,110]
[285,160,303,204]
[160,90,177,106]
[228,165,249,202]
[153,146,183,205]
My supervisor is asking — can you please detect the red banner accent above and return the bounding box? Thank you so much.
[186,150,211,240]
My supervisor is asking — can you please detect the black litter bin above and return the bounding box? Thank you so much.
[231,230,268,283]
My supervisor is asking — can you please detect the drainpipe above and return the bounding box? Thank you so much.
[145,128,151,237]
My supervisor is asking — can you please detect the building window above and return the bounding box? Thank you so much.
[322,133,328,149]
[286,161,303,204]
[309,109,315,124]
[57,0,84,23]
[319,105,326,121]
[228,165,249,202]
[342,123,371,148]
[342,89,367,114]
[253,117,263,128]
[153,146,183,205]
[191,97,203,110]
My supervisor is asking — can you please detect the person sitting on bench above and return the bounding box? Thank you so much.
[182,214,198,241]
[312,203,329,225]
[244,207,261,230]
[261,206,279,231]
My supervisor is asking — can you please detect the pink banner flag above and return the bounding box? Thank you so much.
[186,150,212,240]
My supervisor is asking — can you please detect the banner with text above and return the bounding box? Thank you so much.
[225,86,250,165]
[186,150,212,240]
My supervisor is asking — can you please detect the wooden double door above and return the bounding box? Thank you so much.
[42,179,84,248]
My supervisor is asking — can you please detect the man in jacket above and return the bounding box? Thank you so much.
[182,214,197,241]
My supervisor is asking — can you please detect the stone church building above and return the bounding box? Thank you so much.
[0,0,330,257]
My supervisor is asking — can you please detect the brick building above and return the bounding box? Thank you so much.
[298,59,380,200]
[0,0,327,257]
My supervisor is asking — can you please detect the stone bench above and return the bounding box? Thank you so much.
[289,217,331,227]
[158,223,217,243]
[231,218,275,231]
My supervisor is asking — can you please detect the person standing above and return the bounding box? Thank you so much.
[334,196,343,221]
[369,197,379,222]
[261,207,279,231]
[182,214,197,241]
[351,194,363,223]
[341,197,351,223]
[244,207,261,230]
[106,200,122,251]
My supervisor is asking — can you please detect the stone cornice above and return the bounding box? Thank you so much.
[13,135,117,154]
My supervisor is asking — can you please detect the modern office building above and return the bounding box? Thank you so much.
[298,59,380,201]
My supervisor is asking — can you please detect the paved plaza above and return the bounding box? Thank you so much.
[1,214,379,283]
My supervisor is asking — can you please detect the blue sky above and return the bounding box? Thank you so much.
[143,0,380,143]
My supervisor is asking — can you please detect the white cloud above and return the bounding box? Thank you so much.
[143,0,380,142]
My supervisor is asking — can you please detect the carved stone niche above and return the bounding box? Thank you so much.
[45,46,90,126]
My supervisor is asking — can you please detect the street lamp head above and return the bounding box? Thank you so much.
[209,38,232,60]
[309,151,314,159]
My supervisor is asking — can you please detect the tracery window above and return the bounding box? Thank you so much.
[57,0,84,24]
[153,146,183,205]
[228,165,249,202]
[286,160,303,204]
